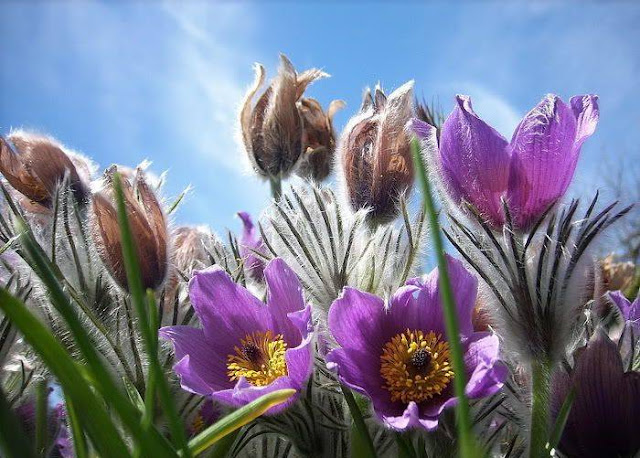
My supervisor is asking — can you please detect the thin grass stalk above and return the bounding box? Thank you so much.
[410,138,477,457]
[112,173,190,457]
[64,392,89,458]
[341,385,377,458]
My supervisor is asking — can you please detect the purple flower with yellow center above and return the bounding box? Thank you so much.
[160,258,313,413]
[552,330,640,458]
[609,291,640,332]
[237,211,267,281]
[412,94,599,230]
[327,256,507,430]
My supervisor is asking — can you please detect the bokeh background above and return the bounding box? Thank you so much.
[1,1,638,236]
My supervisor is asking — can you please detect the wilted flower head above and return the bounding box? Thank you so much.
[412,94,599,230]
[552,331,640,458]
[601,254,636,293]
[91,166,168,292]
[296,98,346,182]
[0,131,91,208]
[160,258,313,413]
[237,211,266,282]
[339,81,415,222]
[240,54,328,180]
[327,256,506,431]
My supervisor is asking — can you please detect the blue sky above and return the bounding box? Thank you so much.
[1,1,638,235]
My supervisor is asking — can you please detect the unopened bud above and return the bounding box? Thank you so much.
[339,81,415,222]
[240,54,328,179]
[91,166,168,292]
[296,98,345,182]
[237,211,266,282]
[0,132,90,208]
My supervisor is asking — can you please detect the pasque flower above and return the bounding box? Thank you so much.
[237,211,267,282]
[327,256,507,430]
[608,291,639,332]
[160,258,313,413]
[0,131,91,208]
[552,330,640,458]
[412,94,599,230]
[296,97,346,182]
[240,54,328,180]
[91,166,168,292]
[339,82,415,222]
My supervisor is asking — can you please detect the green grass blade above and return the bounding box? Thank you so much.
[0,288,131,458]
[13,217,178,457]
[187,389,296,456]
[410,138,478,457]
[548,386,576,452]
[63,392,89,458]
[341,385,376,458]
[112,174,190,456]
[35,379,48,456]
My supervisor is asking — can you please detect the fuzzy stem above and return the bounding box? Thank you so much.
[270,175,282,201]
[529,357,553,458]
[410,139,477,458]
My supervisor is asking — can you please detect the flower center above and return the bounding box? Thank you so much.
[380,329,454,403]
[227,330,288,387]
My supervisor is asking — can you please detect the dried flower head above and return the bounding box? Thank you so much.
[296,98,346,182]
[339,81,415,222]
[600,254,636,293]
[0,131,90,208]
[240,54,328,180]
[91,166,168,292]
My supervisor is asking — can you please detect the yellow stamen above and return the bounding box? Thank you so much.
[227,330,288,387]
[380,329,454,403]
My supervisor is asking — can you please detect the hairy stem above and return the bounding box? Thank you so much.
[529,357,552,458]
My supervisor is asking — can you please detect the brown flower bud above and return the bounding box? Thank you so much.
[0,132,89,208]
[91,166,168,292]
[295,98,346,182]
[172,226,212,274]
[240,54,328,179]
[339,81,415,222]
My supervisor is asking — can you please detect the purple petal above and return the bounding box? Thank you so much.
[403,255,477,337]
[212,376,300,414]
[463,333,508,398]
[264,258,307,345]
[381,402,440,431]
[609,290,632,320]
[284,329,314,387]
[188,266,269,348]
[570,95,599,150]
[328,287,390,352]
[555,331,640,457]
[507,95,578,229]
[439,95,510,227]
[238,211,266,281]
[159,326,232,394]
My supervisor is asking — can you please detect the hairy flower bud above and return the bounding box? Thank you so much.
[240,54,328,179]
[0,131,90,208]
[295,98,345,182]
[600,254,636,293]
[339,81,415,222]
[91,166,168,292]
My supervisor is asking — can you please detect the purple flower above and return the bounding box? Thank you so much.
[188,400,222,436]
[237,211,267,282]
[15,395,73,458]
[160,258,313,414]
[552,331,640,458]
[326,255,507,431]
[608,291,640,332]
[412,94,599,230]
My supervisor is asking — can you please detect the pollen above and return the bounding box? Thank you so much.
[380,329,454,404]
[227,330,288,387]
